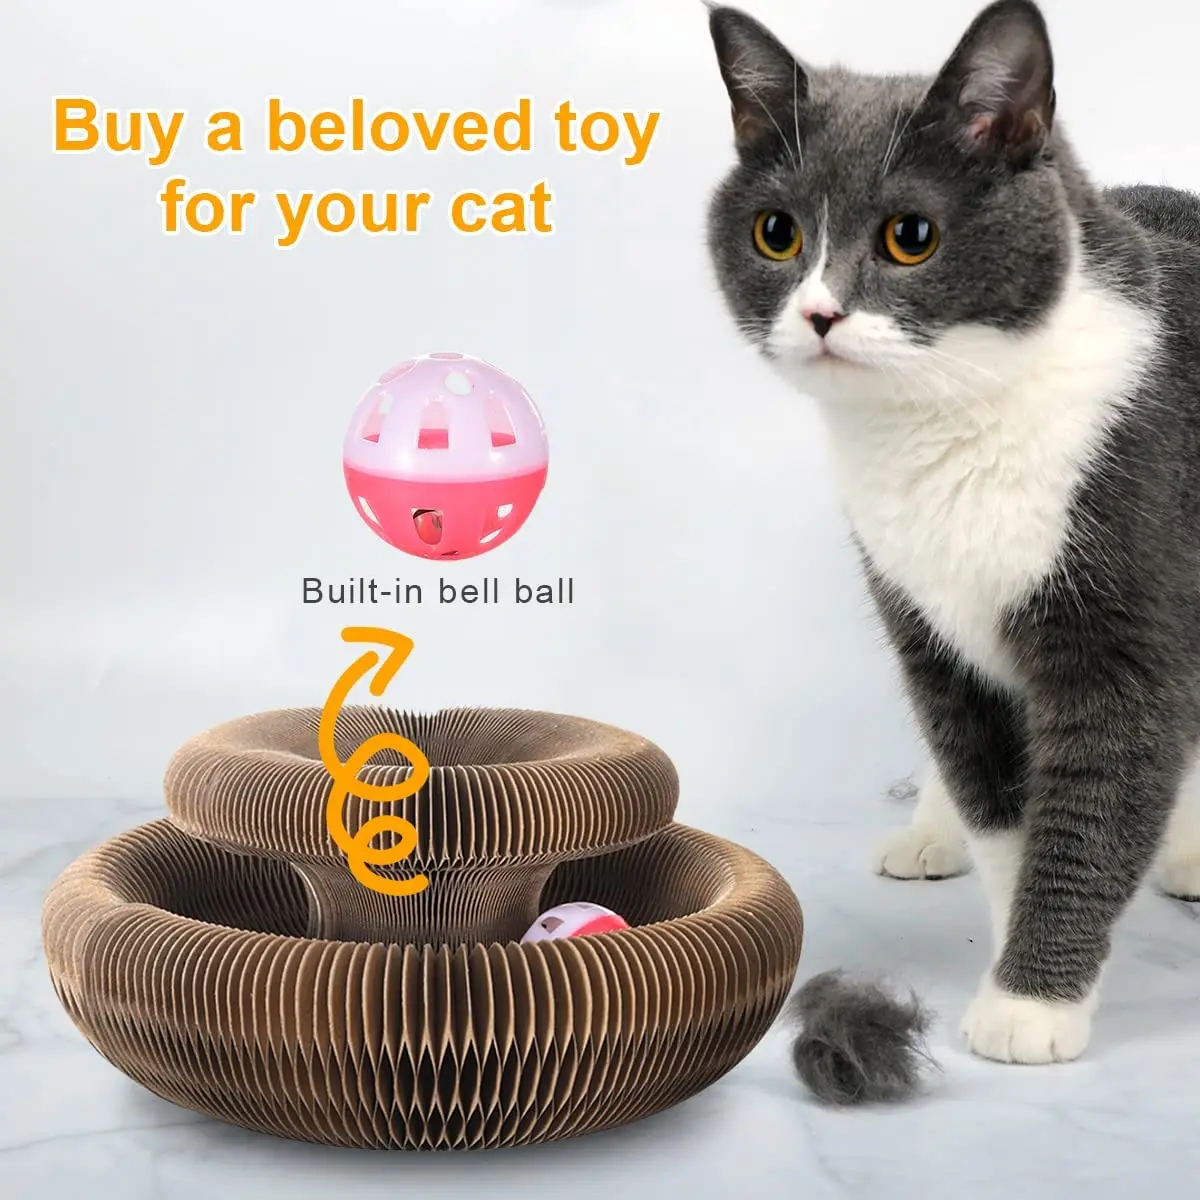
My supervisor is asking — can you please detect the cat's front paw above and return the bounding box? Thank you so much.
[871,825,971,880]
[960,980,1094,1064]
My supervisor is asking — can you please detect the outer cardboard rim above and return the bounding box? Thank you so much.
[43,817,804,1149]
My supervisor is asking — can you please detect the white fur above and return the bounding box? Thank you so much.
[872,766,970,879]
[961,977,1097,1064]
[794,219,840,318]
[967,826,1026,952]
[768,231,1159,687]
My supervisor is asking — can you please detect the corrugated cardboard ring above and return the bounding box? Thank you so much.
[162,706,680,865]
[43,816,804,1149]
[159,706,683,945]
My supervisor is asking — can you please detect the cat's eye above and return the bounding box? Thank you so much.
[880,214,940,265]
[753,211,804,260]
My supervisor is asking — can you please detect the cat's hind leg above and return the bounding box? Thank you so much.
[871,763,972,880]
[1155,744,1200,900]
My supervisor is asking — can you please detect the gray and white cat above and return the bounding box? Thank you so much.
[706,0,1200,1065]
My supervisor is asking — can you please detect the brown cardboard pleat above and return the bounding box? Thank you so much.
[42,708,803,1149]
[162,707,682,946]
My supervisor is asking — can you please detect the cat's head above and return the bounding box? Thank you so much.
[706,0,1081,408]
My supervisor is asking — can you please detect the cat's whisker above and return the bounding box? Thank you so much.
[729,57,799,173]
[920,345,1005,386]
[791,58,805,172]
[871,344,1007,429]
[932,374,1000,432]
[921,369,1006,429]
[881,102,921,177]
[880,107,904,179]
[869,354,937,423]
[912,374,978,432]
[896,359,994,434]
[734,315,779,350]
[734,316,774,334]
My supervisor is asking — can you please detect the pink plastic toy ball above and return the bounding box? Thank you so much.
[343,352,549,560]
[520,902,630,943]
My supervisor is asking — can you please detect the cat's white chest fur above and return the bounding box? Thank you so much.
[815,271,1157,685]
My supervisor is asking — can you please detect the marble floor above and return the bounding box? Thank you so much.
[4,790,1199,1200]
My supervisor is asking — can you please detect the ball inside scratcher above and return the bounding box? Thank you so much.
[785,970,936,1105]
[520,902,629,942]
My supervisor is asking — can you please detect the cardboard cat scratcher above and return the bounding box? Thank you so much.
[42,706,804,1150]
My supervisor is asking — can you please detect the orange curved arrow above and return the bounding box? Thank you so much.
[318,626,431,897]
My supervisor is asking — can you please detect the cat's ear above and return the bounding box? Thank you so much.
[707,5,807,154]
[923,0,1056,165]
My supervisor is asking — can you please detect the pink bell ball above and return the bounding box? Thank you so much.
[520,902,630,943]
[343,352,549,560]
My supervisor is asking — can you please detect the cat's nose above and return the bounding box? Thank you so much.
[805,310,844,338]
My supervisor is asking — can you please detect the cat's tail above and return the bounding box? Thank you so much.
[782,970,939,1105]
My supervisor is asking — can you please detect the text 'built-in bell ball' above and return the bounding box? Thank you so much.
[343,352,549,560]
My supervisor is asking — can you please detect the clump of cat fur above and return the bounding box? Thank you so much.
[784,971,937,1105]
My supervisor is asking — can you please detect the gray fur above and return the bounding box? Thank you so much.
[705,0,1200,1021]
[785,971,936,1105]
[707,1,1152,352]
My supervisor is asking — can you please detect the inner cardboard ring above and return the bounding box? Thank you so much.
[290,861,559,943]
[149,824,734,944]
[163,706,680,869]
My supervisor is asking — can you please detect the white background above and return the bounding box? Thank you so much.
[1,0,1190,812]
[4,2,1200,1197]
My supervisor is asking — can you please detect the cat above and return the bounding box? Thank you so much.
[705,0,1200,1065]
